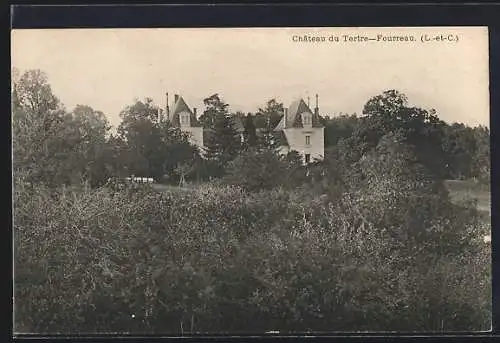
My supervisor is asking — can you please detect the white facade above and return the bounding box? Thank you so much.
[178,109,204,148]
[283,127,324,163]
[168,95,205,150]
[273,97,325,164]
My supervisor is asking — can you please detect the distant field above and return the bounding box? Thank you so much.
[151,183,195,193]
[444,179,491,215]
[151,179,490,242]
[151,179,491,216]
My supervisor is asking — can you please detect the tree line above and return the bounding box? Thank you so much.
[321,92,490,183]
[12,69,490,190]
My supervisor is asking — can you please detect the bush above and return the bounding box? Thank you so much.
[14,175,490,333]
[222,148,306,192]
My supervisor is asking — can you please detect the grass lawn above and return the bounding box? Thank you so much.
[151,183,197,193]
[151,179,491,225]
[153,179,491,209]
[444,179,491,214]
[444,179,491,242]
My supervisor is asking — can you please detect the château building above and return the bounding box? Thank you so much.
[164,94,204,149]
[272,95,325,163]
[163,92,325,164]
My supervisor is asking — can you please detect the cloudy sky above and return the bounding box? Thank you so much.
[12,27,489,130]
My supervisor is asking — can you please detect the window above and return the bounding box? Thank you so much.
[181,114,189,125]
[305,154,311,164]
[303,113,311,125]
[305,135,311,146]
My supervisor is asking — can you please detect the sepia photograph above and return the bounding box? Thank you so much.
[12,27,491,334]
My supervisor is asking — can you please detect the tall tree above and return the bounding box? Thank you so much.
[199,94,229,129]
[353,90,447,179]
[324,114,359,146]
[201,94,241,176]
[441,123,477,179]
[204,113,241,170]
[117,98,164,178]
[223,148,289,192]
[243,114,258,147]
[102,134,129,179]
[71,105,111,186]
[117,98,199,181]
[253,99,285,150]
[471,125,490,184]
[12,69,69,186]
[12,69,115,187]
[159,120,200,183]
[256,99,284,132]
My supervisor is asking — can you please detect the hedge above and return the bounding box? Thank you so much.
[14,181,490,334]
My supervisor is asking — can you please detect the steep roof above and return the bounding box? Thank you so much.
[170,96,202,127]
[273,98,324,131]
[273,116,285,131]
[272,130,289,147]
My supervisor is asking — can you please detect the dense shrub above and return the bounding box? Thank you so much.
[14,175,490,334]
[222,148,307,192]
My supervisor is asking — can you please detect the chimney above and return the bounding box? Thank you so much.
[314,94,319,116]
[174,94,179,104]
[193,107,197,117]
[283,108,288,128]
[307,96,310,108]
[165,92,170,121]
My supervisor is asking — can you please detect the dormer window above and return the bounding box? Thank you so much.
[181,113,189,126]
[302,112,312,126]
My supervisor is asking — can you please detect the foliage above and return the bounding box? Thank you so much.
[255,99,284,130]
[12,72,490,334]
[243,114,258,148]
[12,69,112,188]
[199,94,230,129]
[323,114,359,146]
[12,69,65,186]
[441,123,477,179]
[69,105,112,186]
[158,122,201,184]
[11,70,200,188]
[202,94,242,177]
[116,98,200,182]
[441,123,490,184]
[471,126,490,184]
[116,98,164,178]
[320,90,489,184]
[222,148,306,192]
[14,173,490,333]
[321,90,489,184]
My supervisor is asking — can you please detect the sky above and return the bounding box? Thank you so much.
[11,27,490,130]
